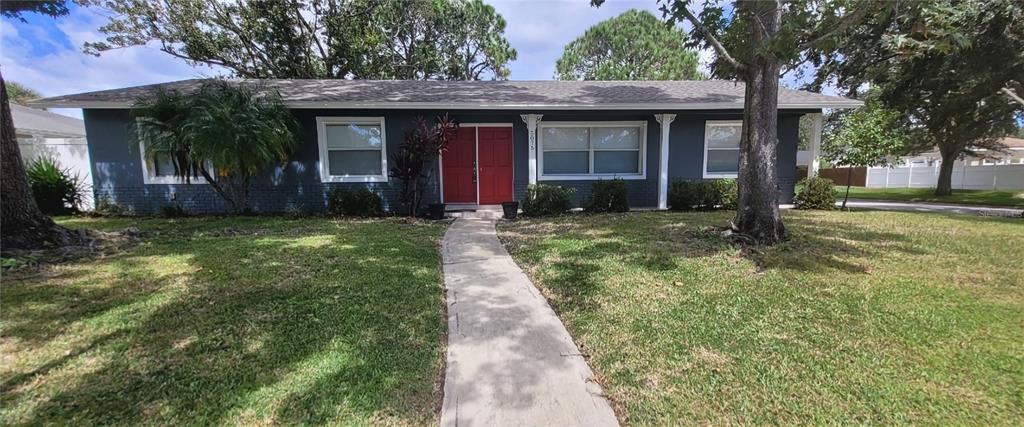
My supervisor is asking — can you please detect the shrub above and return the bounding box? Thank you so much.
[794,176,837,210]
[25,156,86,215]
[522,184,574,216]
[669,180,712,211]
[586,179,629,213]
[160,203,188,218]
[711,179,738,210]
[327,187,384,217]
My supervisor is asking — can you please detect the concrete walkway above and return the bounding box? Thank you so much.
[440,218,618,427]
[841,199,1023,217]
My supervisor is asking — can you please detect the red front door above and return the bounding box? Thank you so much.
[477,127,514,204]
[442,127,477,203]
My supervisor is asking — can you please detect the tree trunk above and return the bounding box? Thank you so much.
[842,166,853,209]
[732,1,787,245]
[935,150,958,196]
[1,70,81,251]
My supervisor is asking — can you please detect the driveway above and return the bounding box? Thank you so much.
[840,199,1023,217]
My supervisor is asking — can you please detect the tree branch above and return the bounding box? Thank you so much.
[799,1,874,51]
[676,6,743,71]
[1001,87,1024,105]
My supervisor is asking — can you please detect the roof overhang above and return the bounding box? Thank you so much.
[28,99,864,110]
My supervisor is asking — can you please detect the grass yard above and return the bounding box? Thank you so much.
[1,216,447,426]
[839,186,1024,208]
[499,211,1024,425]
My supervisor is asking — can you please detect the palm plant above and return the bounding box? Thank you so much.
[132,81,299,213]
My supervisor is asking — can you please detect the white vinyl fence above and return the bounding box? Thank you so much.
[19,136,94,209]
[866,163,1024,190]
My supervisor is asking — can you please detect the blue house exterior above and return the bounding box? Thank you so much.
[36,80,859,214]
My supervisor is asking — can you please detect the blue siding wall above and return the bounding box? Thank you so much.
[84,108,806,213]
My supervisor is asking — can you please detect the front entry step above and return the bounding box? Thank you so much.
[445,204,505,219]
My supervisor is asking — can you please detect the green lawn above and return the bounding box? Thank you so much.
[839,186,1024,208]
[1,216,447,426]
[498,211,1024,425]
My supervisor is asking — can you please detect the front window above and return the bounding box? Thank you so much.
[139,141,207,185]
[539,122,645,180]
[703,121,741,178]
[317,117,388,182]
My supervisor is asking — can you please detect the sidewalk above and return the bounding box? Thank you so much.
[439,218,618,427]
[840,199,1023,217]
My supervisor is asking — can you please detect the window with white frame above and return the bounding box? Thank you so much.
[317,117,387,182]
[703,121,742,178]
[539,122,645,180]
[138,139,208,185]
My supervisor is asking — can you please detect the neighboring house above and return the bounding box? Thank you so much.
[11,104,94,209]
[862,137,1024,190]
[32,79,859,214]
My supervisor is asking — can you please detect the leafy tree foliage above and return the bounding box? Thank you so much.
[0,0,71,21]
[85,0,516,80]
[555,9,701,80]
[823,103,908,208]
[812,0,1024,196]
[4,81,41,105]
[132,81,300,213]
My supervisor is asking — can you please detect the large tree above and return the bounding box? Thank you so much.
[1,1,85,251]
[598,0,888,244]
[812,0,1024,196]
[85,0,516,80]
[555,9,701,80]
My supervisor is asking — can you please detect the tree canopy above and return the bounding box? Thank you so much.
[823,103,908,207]
[812,0,1024,195]
[85,0,517,80]
[555,9,701,80]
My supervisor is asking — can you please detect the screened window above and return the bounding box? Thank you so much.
[703,121,741,178]
[540,122,645,179]
[317,117,388,182]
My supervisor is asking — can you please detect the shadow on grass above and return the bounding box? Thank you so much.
[1,220,445,425]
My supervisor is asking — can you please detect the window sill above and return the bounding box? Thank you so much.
[702,173,738,179]
[538,174,646,181]
[143,177,208,185]
[321,175,389,183]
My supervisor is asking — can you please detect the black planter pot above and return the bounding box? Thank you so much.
[427,203,446,220]
[502,201,519,220]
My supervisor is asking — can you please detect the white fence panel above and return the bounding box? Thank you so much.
[18,137,94,209]
[867,164,1024,190]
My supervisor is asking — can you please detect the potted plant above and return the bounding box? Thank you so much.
[428,202,446,220]
[502,201,519,219]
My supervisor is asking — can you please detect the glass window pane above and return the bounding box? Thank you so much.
[152,151,176,177]
[592,127,640,150]
[594,151,639,174]
[328,150,382,175]
[542,127,589,150]
[543,151,589,174]
[326,124,382,149]
[706,149,739,174]
[707,124,741,149]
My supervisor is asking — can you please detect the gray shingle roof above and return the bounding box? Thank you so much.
[31,79,861,110]
[11,104,86,137]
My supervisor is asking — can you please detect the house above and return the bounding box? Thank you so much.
[11,104,94,209]
[31,79,860,214]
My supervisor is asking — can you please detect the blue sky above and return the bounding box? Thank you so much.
[1,0,714,118]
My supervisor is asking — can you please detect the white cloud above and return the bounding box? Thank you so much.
[1,7,219,118]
